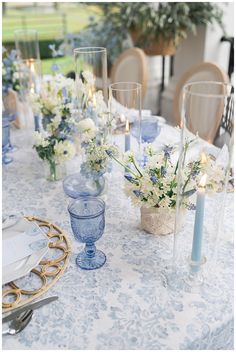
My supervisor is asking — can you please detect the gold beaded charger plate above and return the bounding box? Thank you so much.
[2,216,71,312]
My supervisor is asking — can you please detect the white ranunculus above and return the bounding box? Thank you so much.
[82,71,95,86]
[31,74,76,117]
[46,114,61,134]
[13,71,19,80]
[94,90,107,114]
[77,118,97,141]
[34,132,49,148]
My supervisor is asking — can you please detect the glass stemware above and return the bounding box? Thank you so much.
[68,197,106,270]
[2,116,13,165]
[130,116,161,166]
[2,96,18,153]
[130,116,160,144]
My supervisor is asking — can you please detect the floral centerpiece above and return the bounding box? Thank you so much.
[107,140,223,235]
[31,75,77,181]
[75,70,115,189]
[2,48,21,95]
[2,48,21,126]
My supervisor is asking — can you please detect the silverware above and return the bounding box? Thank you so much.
[2,296,58,323]
[2,213,22,230]
[2,310,33,335]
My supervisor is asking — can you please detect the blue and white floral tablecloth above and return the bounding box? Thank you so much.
[2,126,234,350]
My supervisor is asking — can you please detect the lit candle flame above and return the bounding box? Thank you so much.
[26,58,35,93]
[125,119,130,133]
[88,89,93,101]
[92,94,96,107]
[201,152,207,164]
[120,114,126,123]
[26,58,35,73]
[199,174,207,188]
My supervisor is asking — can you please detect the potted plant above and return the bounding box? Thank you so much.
[89,2,224,56]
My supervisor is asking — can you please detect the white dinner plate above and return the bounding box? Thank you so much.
[2,217,49,285]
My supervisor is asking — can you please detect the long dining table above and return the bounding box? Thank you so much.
[2,122,233,350]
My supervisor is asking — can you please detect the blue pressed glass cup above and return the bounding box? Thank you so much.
[68,196,106,270]
[2,116,13,165]
[131,116,161,143]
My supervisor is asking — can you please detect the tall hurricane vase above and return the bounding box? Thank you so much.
[74,47,108,105]
[109,82,142,153]
[169,82,234,292]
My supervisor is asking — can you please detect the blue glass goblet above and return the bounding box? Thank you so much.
[68,197,106,270]
[6,111,18,153]
[2,117,13,165]
[131,116,161,166]
[131,116,161,143]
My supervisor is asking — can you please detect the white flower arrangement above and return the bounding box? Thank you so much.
[80,142,118,180]
[77,118,98,142]
[54,139,76,163]
[33,130,76,179]
[30,74,77,136]
[76,70,109,130]
[31,75,78,179]
[106,141,226,210]
[76,70,113,177]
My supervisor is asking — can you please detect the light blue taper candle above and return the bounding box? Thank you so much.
[125,120,130,152]
[191,174,207,273]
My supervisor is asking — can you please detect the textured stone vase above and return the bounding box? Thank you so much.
[140,206,176,235]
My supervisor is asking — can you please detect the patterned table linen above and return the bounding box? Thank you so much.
[2,127,234,350]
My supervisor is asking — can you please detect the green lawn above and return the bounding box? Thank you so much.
[42,56,75,75]
[3,3,101,42]
[3,3,101,74]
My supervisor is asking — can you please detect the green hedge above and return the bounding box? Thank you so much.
[4,38,63,59]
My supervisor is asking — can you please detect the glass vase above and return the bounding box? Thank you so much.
[108,82,142,156]
[74,47,108,104]
[14,29,40,60]
[169,82,234,292]
[44,160,66,182]
[17,59,42,131]
[63,173,105,199]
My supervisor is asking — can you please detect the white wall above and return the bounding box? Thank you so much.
[161,2,234,125]
[204,2,234,72]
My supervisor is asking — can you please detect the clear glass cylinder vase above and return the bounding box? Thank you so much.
[108,82,142,154]
[16,59,42,131]
[14,29,40,60]
[17,59,42,97]
[74,47,108,105]
[171,82,234,292]
[44,160,66,182]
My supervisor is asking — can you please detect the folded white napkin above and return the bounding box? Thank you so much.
[2,218,48,268]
